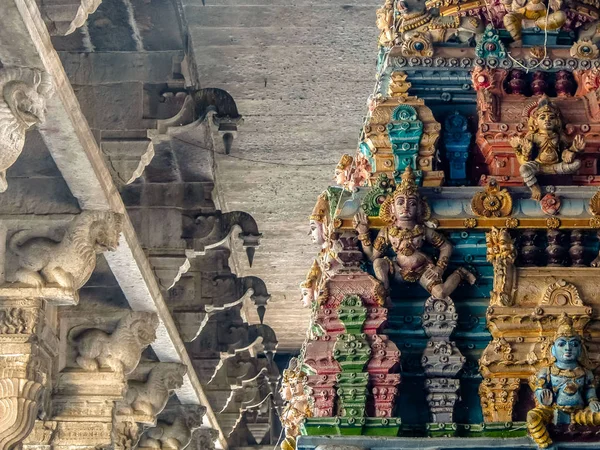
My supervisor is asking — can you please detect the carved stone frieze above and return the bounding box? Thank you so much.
[8,211,124,291]
[0,67,53,193]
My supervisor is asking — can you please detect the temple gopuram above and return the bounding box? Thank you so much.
[4,0,600,450]
[280,0,600,449]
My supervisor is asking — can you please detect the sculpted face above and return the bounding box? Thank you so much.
[376,10,388,29]
[300,287,314,308]
[309,219,326,245]
[334,168,346,186]
[280,383,293,402]
[536,110,559,133]
[552,336,582,364]
[393,194,419,221]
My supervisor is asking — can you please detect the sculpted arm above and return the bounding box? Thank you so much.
[353,212,386,261]
[532,368,553,406]
[426,228,452,272]
[510,135,533,163]
[585,370,600,412]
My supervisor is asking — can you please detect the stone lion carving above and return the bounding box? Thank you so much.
[138,405,206,450]
[119,363,187,417]
[0,67,53,193]
[9,210,124,289]
[73,311,159,375]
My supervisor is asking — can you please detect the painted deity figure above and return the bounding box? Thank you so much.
[334,154,354,188]
[376,0,395,47]
[279,358,312,450]
[527,313,600,449]
[509,96,584,201]
[502,0,566,47]
[308,190,344,281]
[353,166,475,298]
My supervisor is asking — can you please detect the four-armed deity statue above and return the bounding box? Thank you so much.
[528,314,600,449]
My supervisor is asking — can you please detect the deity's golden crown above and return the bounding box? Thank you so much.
[533,95,560,117]
[336,154,353,171]
[282,367,308,385]
[393,166,419,199]
[554,313,580,341]
[309,193,329,224]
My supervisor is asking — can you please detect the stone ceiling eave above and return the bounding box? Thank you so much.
[4,0,227,448]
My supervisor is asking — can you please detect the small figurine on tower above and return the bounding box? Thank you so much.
[509,96,585,200]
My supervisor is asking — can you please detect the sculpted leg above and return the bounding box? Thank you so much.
[572,409,600,426]
[535,11,566,30]
[373,258,391,290]
[552,160,581,175]
[432,267,475,298]
[503,13,523,45]
[527,406,554,449]
[520,162,543,200]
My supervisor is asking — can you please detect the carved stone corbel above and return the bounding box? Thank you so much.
[188,427,218,450]
[7,210,124,291]
[39,0,102,36]
[102,139,155,186]
[71,311,158,374]
[152,89,243,155]
[138,405,206,450]
[0,67,53,193]
[182,211,262,267]
[113,362,186,450]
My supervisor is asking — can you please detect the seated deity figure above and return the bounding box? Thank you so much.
[502,0,566,47]
[353,166,475,299]
[527,313,600,449]
[509,96,584,201]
